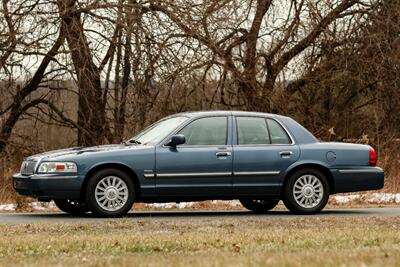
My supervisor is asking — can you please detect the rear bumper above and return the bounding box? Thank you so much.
[12,173,84,200]
[331,167,384,193]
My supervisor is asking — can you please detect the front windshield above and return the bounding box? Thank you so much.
[129,116,188,145]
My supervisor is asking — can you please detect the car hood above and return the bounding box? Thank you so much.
[25,144,150,161]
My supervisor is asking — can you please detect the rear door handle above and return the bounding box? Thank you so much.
[216,152,231,157]
[280,151,293,157]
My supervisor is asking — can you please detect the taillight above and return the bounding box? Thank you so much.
[369,147,377,166]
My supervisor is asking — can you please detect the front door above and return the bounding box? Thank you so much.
[232,116,300,195]
[155,116,233,196]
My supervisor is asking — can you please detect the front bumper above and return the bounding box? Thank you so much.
[12,173,84,200]
[331,167,384,193]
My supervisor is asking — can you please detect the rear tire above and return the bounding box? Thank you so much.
[54,199,89,215]
[282,168,330,214]
[85,168,135,217]
[239,198,279,213]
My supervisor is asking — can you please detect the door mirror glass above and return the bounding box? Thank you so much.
[166,134,186,147]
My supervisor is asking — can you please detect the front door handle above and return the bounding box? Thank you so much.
[280,151,293,158]
[216,152,231,157]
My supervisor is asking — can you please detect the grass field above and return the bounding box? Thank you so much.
[0,216,399,267]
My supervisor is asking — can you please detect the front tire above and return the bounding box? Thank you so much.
[240,198,279,213]
[54,199,89,215]
[85,168,135,217]
[283,168,330,214]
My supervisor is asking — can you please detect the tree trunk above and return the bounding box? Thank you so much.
[57,0,105,147]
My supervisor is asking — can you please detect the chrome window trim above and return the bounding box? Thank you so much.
[233,115,296,146]
[163,145,231,149]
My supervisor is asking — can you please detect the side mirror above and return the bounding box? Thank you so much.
[166,134,186,147]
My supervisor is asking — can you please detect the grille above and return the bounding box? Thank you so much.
[20,161,37,175]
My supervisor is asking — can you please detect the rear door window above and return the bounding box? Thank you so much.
[236,117,270,145]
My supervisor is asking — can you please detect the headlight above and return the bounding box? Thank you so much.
[37,162,77,173]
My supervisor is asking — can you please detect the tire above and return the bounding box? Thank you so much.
[85,168,135,217]
[54,199,89,215]
[282,168,330,214]
[239,198,279,213]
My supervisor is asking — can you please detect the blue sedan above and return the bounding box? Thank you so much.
[12,111,384,217]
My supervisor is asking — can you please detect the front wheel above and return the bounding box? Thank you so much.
[283,168,330,214]
[54,199,89,215]
[239,198,279,213]
[85,168,135,217]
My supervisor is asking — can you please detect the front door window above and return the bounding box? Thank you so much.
[178,117,227,146]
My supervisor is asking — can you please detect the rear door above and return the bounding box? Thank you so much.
[155,116,233,196]
[232,116,300,195]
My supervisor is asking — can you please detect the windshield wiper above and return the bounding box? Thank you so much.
[124,139,142,145]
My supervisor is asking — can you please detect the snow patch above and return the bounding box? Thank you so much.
[0,201,56,212]
[331,193,400,204]
[332,195,361,204]
[30,201,56,210]
[144,200,242,209]
[0,203,17,211]
[366,193,400,203]
[145,202,193,209]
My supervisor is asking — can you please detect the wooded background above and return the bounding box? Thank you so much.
[0,0,399,200]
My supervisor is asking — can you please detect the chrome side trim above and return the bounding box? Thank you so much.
[30,174,78,179]
[338,169,378,174]
[233,171,280,176]
[157,172,232,178]
[156,171,281,177]
[144,173,155,178]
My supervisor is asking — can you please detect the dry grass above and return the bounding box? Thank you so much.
[0,216,399,267]
[0,153,19,203]
[379,143,400,192]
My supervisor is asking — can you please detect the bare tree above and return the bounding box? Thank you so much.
[144,0,374,111]
[0,1,67,154]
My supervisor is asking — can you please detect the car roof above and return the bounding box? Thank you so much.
[171,110,280,118]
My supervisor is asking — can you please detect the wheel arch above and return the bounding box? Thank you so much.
[80,163,141,200]
[281,162,334,195]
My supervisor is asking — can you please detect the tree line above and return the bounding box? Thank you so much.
[0,0,398,157]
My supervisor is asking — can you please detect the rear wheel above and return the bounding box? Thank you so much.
[85,168,135,217]
[239,198,279,213]
[54,199,89,215]
[283,168,329,214]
